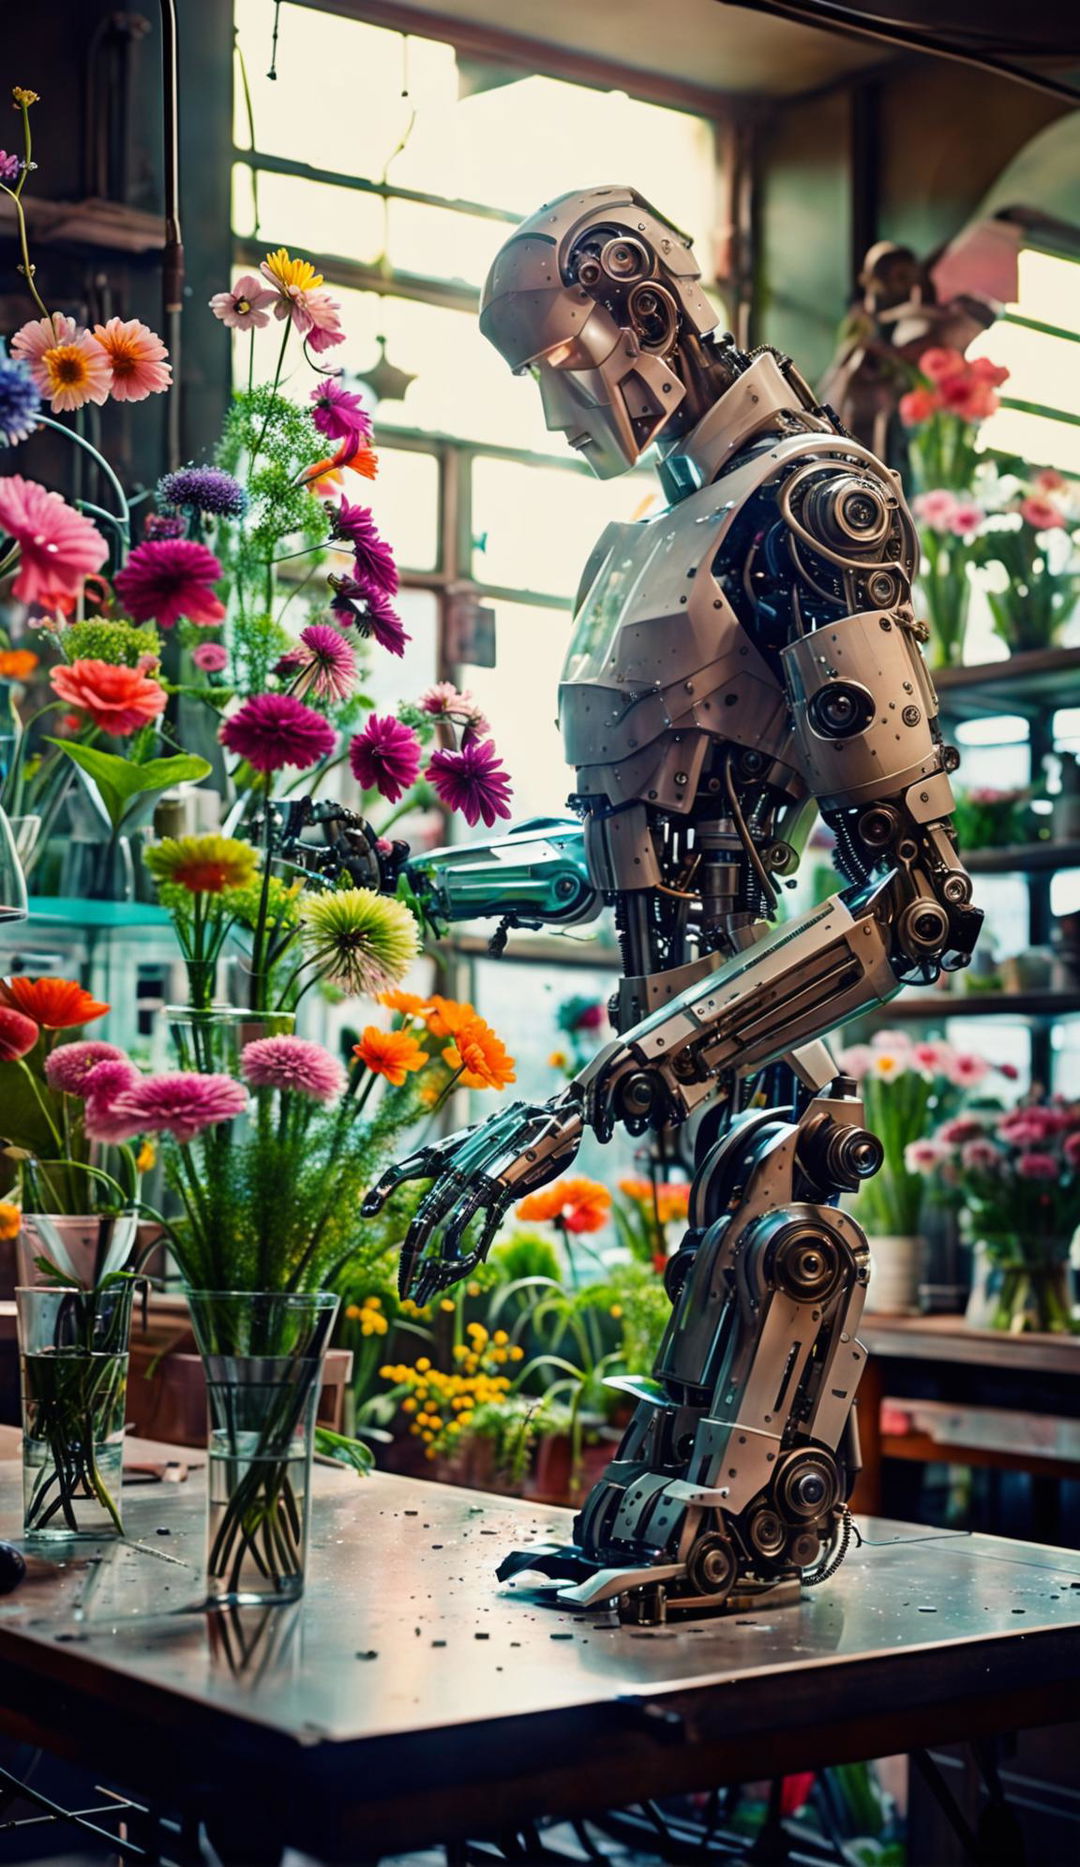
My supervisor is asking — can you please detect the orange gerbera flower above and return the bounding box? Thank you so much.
[0,648,38,680]
[424,994,478,1040]
[0,976,110,1030]
[517,1175,611,1234]
[618,1176,690,1225]
[353,1025,429,1087]
[378,988,434,1020]
[442,1015,516,1092]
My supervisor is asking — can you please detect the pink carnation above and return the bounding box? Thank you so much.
[103,1071,248,1145]
[948,501,984,539]
[240,1035,345,1102]
[192,641,229,674]
[961,1138,1005,1173]
[913,489,958,532]
[937,1116,985,1145]
[1020,497,1065,532]
[904,1138,951,1173]
[44,1040,127,1097]
[1016,1150,1059,1182]
[220,692,336,773]
[947,1053,990,1088]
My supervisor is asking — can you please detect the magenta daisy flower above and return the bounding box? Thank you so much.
[330,500,398,596]
[427,739,513,828]
[221,692,336,773]
[310,379,372,448]
[240,1034,345,1103]
[349,715,423,803]
[114,538,225,628]
[104,1072,248,1145]
[44,1040,127,1096]
[328,575,409,657]
[274,623,357,701]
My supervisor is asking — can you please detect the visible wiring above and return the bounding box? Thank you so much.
[724,751,779,915]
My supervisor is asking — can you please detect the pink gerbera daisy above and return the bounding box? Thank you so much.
[274,622,357,701]
[92,317,172,402]
[0,475,108,613]
[349,714,422,803]
[114,538,225,628]
[38,332,113,414]
[240,1035,345,1102]
[427,739,513,828]
[209,274,276,330]
[10,313,80,373]
[220,692,336,773]
[103,1072,248,1146]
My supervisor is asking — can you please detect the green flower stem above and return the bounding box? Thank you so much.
[37,416,131,560]
[247,773,276,1013]
[16,1061,62,1153]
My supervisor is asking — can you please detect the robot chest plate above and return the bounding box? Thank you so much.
[558,469,791,809]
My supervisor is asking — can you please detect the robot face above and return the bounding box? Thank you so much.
[480,187,718,478]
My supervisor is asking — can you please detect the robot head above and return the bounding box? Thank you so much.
[480,186,719,478]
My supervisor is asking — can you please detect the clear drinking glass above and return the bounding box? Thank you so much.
[185,1290,339,1606]
[17,1282,134,1538]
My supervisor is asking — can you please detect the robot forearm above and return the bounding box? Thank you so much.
[403,816,600,933]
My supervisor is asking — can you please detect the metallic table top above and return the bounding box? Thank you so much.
[2,1456,1079,1852]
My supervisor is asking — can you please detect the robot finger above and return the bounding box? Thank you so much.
[397,1173,469,1298]
[439,1178,500,1266]
[360,1131,473,1217]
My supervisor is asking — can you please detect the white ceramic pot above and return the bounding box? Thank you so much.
[867,1234,924,1315]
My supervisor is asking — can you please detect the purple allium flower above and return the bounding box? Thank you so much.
[329,500,398,596]
[158,466,248,519]
[103,1072,248,1146]
[44,1040,127,1097]
[349,714,423,803]
[240,1034,345,1102]
[274,622,357,701]
[418,681,490,737]
[0,152,21,185]
[220,692,336,773]
[0,349,41,447]
[192,640,229,674]
[143,512,187,541]
[426,738,513,828]
[328,574,409,657]
[310,378,372,448]
[114,538,225,628]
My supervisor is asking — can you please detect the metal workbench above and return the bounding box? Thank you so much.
[1,1454,1079,1861]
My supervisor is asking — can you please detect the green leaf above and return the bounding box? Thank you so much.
[47,742,212,830]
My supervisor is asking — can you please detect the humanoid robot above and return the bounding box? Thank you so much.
[356,186,982,1622]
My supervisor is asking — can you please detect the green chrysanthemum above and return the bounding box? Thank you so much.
[223,873,303,932]
[300,888,420,998]
[65,618,160,668]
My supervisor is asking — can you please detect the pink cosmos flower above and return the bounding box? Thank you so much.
[912,1039,954,1075]
[92,318,171,402]
[220,692,336,773]
[192,641,229,673]
[912,489,958,531]
[104,1071,248,1146]
[427,738,513,828]
[0,1006,39,1062]
[328,575,409,656]
[44,1040,127,1096]
[904,1139,950,1173]
[899,386,939,426]
[82,1058,143,1143]
[1020,497,1065,531]
[349,714,423,803]
[947,1052,990,1088]
[1016,1150,1059,1182]
[920,347,966,383]
[948,501,984,539]
[209,275,276,330]
[418,681,490,736]
[303,291,346,353]
[310,379,372,448]
[274,622,357,701]
[240,1035,345,1103]
[961,1138,1006,1173]
[0,475,108,613]
[114,538,225,628]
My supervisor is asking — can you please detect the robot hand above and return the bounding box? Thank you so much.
[361,1092,585,1303]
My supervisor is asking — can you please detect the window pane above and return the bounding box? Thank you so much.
[371,447,440,572]
[232,164,385,266]
[970,246,1080,470]
[471,458,661,598]
[464,601,575,821]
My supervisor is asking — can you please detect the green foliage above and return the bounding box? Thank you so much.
[65,619,161,668]
[49,742,211,830]
[579,1261,673,1376]
[488,1231,562,1285]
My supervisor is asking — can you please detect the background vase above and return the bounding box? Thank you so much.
[166,1004,295,1075]
[185,1288,338,1605]
[867,1234,924,1315]
[17,1209,139,1290]
[966,1237,1075,1334]
[17,1281,134,1538]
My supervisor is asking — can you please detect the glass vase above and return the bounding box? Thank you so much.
[966,1237,1075,1335]
[166,1005,295,1075]
[17,1282,134,1539]
[185,1289,339,1606]
[17,1209,139,1290]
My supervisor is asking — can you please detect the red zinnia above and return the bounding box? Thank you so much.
[220,692,336,773]
[114,538,225,629]
[0,976,110,1030]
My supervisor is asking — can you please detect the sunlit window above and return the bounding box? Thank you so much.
[969,246,1080,472]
